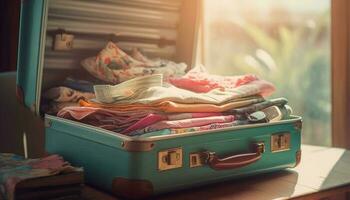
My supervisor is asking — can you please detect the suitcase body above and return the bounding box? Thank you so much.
[17,0,302,198]
[45,115,301,198]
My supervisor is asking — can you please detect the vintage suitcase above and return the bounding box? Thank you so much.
[16,0,302,199]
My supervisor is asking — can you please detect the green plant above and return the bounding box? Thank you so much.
[206,11,331,146]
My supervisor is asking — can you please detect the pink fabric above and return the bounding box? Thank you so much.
[121,112,221,134]
[121,113,166,134]
[141,115,235,133]
[57,106,157,131]
[169,65,275,96]
[29,155,67,170]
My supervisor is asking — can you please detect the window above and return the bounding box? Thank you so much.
[202,0,331,146]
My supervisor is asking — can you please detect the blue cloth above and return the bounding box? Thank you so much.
[131,129,171,137]
[63,77,94,93]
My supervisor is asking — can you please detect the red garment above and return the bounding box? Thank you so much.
[57,106,157,131]
[121,112,222,134]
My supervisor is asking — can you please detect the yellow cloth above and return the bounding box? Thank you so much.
[79,96,264,113]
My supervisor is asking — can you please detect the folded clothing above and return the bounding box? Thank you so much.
[0,153,82,200]
[42,101,79,115]
[169,65,275,96]
[225,98,288,115]
[130,115,235,135]
[58,97,291,136]
[121,112,222,134]
[43,86,95,103]
[170,120,249,134]
[131,120,249,137]
[81,42,187,84]
[94,81,271,105]
[57,105,228,134]
[50,59,288,137]
[57,106,158,131]
[130,106,292,136]
[79,96,264,113]
[131,102,293,136]
[94,74,163,103]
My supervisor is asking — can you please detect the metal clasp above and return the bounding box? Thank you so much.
[271,133,291,152]
[255,142,265,154]
[158,148,183,171]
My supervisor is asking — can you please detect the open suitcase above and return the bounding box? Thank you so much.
[16,0,302,199]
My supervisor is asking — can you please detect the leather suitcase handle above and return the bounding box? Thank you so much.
[204,142,265,170]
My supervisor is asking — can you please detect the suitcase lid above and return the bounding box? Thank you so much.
[16,0,48,113]
[16,0,201,115]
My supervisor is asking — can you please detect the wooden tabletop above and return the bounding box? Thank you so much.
[82,145,350,200]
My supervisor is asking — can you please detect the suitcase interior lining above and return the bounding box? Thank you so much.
[41,0,183,91]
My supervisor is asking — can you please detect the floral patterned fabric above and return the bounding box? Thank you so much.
[81,42,187,84]
[96,42,145,70]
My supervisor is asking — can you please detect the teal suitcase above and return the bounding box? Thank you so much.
[16,0,302,199]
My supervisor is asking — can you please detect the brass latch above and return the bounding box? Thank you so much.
[158,148,183,171]
[271,133,291,152]
[189,153,206,168]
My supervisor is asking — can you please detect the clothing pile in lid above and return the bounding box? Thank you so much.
[43,42,293,137]
[41,42,187,114]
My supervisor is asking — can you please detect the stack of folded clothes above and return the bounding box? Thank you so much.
[0,153,84,200]
[43,41,294,137]
[55,66,293,137]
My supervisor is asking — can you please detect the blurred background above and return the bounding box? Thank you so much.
[202,0,331,146]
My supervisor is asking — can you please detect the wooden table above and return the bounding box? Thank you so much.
[82,145,350,200]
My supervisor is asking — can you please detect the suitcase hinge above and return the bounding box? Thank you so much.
[30,103,36,114]
[45,118,52,128]
[293,150,302,168]
[294,120,302,131]
[121,140,154,152]
[16,85,24,105]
